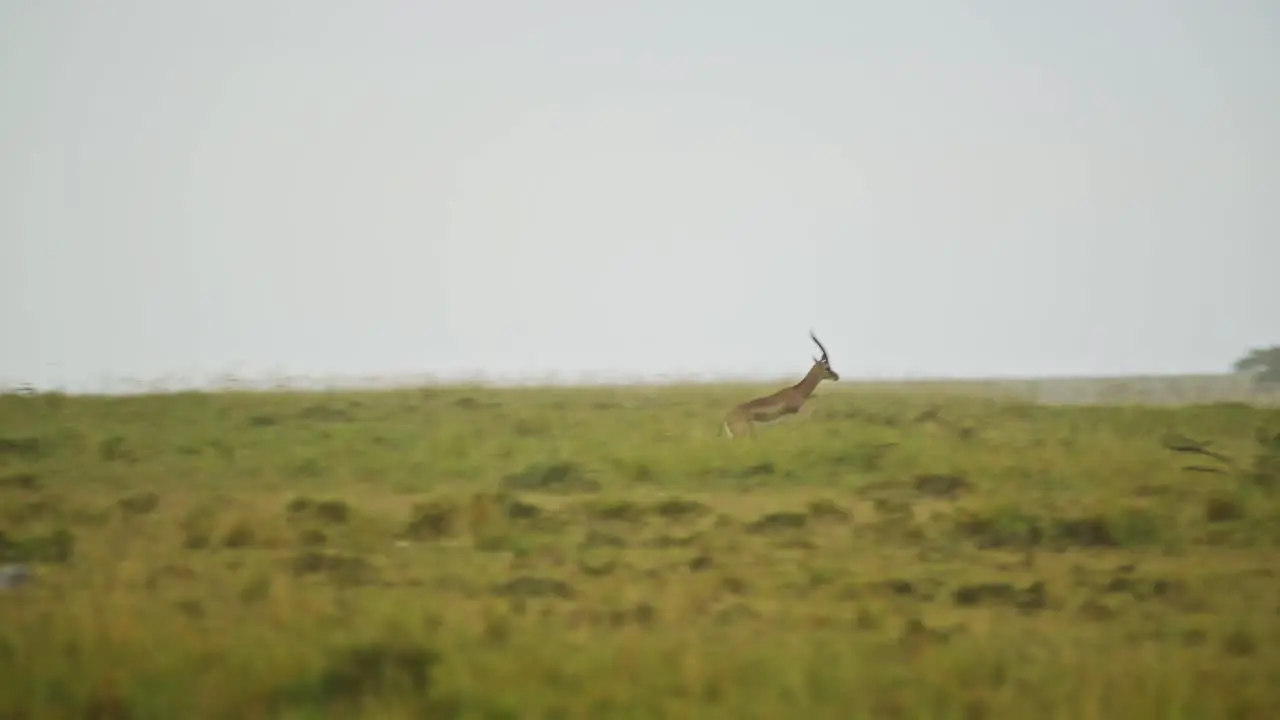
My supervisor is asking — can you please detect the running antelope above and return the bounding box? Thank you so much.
[722,331,840,438]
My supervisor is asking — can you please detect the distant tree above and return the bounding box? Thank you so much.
[1233,346,1280,385]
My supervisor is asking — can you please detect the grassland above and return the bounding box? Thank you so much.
[1,383,1278,719]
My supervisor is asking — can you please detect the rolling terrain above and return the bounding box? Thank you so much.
[1,382,1278,718]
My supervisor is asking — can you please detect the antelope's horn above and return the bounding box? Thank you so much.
[809,330,829,360]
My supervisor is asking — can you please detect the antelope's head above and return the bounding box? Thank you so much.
[810,331,839,381]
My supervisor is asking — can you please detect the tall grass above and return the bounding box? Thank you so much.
[1,385,1278,718]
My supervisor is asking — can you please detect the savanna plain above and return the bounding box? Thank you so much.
[1,382,1279,719]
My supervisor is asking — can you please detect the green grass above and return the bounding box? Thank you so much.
[1,384,1279,719]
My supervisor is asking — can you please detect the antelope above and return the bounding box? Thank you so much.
[722,331,840,438]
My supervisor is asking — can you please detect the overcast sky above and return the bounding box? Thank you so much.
[2,0,1277,391]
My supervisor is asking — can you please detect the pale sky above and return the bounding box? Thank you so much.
[2,0,1277,391]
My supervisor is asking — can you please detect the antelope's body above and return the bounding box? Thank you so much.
[722,331,840,438]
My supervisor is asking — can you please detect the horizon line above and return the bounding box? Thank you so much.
[0,369,1261,397]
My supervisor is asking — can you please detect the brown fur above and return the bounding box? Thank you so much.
[723,332,839,438]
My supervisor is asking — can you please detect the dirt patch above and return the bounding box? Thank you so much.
[505,498,544,520]
[857,515,927,544]
[1103,576,1188,602]
[952,581,1047,611]
[644,533,700,549]
[652,498,712,521]
[745,511,808,533]
[286,497,351,525]
[914,474,971,499]
[1052,517,1116,547]
[298,529,327,546]
[714,601,760,624]
[899,618,955,652]
[144,564,198,591]
[720,575,751,595]
[222,520,258,549]
[1222,629,1257,657]
[402,499,460,541]
[3,495,67,525]
[117,491,159,516]
[0,528,75,563]
[736,462,776,478]
[827,444,895,473]
[807,499,851,522]
[1204,497,1245,523]
[291,551,379,586]
[1077,600,1117,621]
[583,500,647,523]
[580,529,628,549]
[576,557,618,577]
[239,576,271,605]
[954,508,1166,550]
[879,579,929,600]
[491,576,575,599]
[872,497,913,518]
[687,554,714,572]
[276,642,442,711]
[297,404,353,423]
[0,473,40,491]
[501,462,601,494]
[0,436,42,460]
